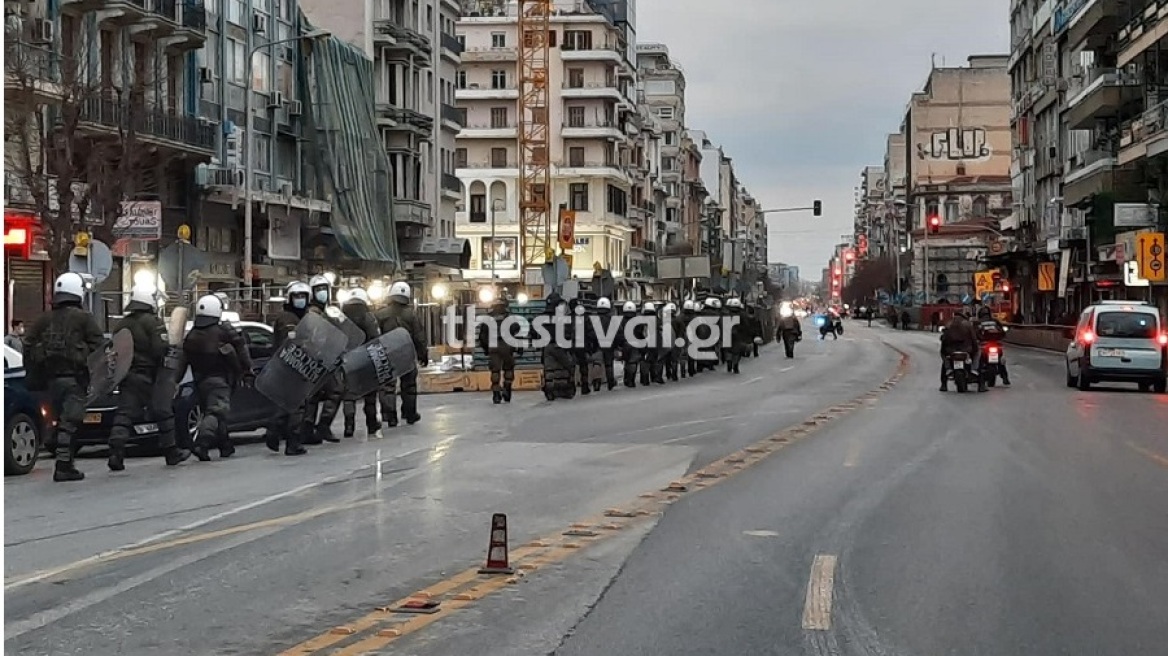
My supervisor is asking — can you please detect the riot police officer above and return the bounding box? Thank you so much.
[662,302,683,381]
[615,300,641,387]
[639,302,664,385]
[303,274,343,443]
[341,289,382,436]
[178,294,253,461]
[108,284,191,471]
[478,296,520,404]
[569,297,598,395]
[375,282,427,425]
[679,300,698,378]
[266,281,310,456]
[724,297,748,374]
[593,297,619,390]
[23,273,106,482]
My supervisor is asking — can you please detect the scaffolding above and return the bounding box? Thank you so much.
[516,0,552,281]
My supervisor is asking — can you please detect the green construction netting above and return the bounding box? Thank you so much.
[298,16,399,265]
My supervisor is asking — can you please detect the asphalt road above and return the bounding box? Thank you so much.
[4,322,897,655]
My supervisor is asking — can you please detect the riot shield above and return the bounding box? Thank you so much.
[255,311,350,413]
[337,315,366,350]
[86,328,134,404]
[154,306,190,414]
[339,327,418,398]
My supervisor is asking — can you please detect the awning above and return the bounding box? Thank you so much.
[399,237,471,269]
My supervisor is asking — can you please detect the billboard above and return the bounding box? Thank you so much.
[482,237,518,270]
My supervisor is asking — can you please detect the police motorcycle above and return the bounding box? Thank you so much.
[938,325,977,394]
[976,319,1010,387]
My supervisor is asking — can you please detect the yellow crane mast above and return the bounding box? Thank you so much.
[516,0,552,285]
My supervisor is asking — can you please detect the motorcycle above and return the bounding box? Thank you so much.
[981,341,1004,387]
[945,351,975,393]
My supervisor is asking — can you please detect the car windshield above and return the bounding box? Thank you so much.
[1096,312,1158,339]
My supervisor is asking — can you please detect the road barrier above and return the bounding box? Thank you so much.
[1003,324,1073,352]
[478,513,515,575]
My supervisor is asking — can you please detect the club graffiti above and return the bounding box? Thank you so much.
[918,127,991,161]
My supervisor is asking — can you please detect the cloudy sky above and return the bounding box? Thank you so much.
[636,0,1011,278]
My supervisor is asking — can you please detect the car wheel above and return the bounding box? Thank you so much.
[1077,366,1091,391]
[184,403,203,448]
[1065,366,1077,388]
[6,413,40,476]
[1139,382,1151,393]
[1155,379,1167,394]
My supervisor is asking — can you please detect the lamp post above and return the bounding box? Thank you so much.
[243,29,331,305]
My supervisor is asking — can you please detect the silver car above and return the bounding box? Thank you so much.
[1065,301,1167,393]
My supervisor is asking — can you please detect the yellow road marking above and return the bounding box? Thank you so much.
[279,346,911,654]
[6,499,380,591]
[801,554,837,630]
[1127,441,1168,469]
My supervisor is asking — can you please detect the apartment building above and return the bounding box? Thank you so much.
[636,42,686,248]
[4,0,213,317]
[453,0,639,283]
[679,130,707,254]
[300,0,465,254]
[855,165,884,258]
[626,106,664,281]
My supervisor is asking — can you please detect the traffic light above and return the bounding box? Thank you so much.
[928,215,941,234]
[844,250,855,263]
[812,200,822,217]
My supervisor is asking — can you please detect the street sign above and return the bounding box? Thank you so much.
[1125,260,1150,287]
[159,240,209,293]
[974,269,996,298]
[67,239,113,284]
[1038,262,1057,291]
[1135,232,1166,282]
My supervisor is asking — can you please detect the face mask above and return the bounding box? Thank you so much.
[315,290,329,303]
[292,297,307,310]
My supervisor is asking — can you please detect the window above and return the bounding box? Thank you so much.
[662,157,676,171]
[491,32,506,48]
[563,30,592,50]
[567,106,585,127]
[456,70,466,89]
[470,193,487,222]
[457,35,466,49]
[490,107,509,128]
[251,51,270,91]
[455,148,468,168]
[228,0,245,24]
[227,39,246,83]
[568,146,585,167]
[657,107,674,119]
[532,106,547,125]
[242,326,275,361]
[972,195,988,217]
[491,69,507,89]
[254,134,271,171]
[664,131,677,146]
[491,147,508,168]
[944,199,959,221]
[276,60,293,96]
[925,200,940,222]
[1096,312,1158,338]
[570,183,589,211]
[567,68,584,88]
[606,184,627,216]
[532,183,547,208]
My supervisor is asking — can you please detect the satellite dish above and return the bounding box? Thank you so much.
[68,240,113,284]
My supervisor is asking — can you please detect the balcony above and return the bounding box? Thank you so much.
[78,97,215,155]
[1063,0,1124,50]
[61,0,206,49]
[1118,100,1168,165]
[1118,0,1168,67]
[372,19,433,56]
[560,41,623,63]
[1062,146,1135,206]
[561,120,624,140]
[455,84,519,100]
[561,82,622,101]
[1064,67,1142,130]
[555,160,627,179]
[460,122,517,139]
[164,0,208,52]
[460,47,518,62]
[440,32,464,61]
[5,41,64,102]
[457,159,517,171]
[441,103,465,130]
[392,199,433,227]
[375,104,434,134]
[441,172,461,193]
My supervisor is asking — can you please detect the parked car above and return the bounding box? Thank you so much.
[1065,300,1168,393]
[4,345,48,476]
[74,321,279,450]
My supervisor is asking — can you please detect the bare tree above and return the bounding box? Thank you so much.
[5,24,175,274]
[843,257,897,304]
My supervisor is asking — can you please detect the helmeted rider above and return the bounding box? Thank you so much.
[178,294,252,461]
[266,281,311,456]
[341,289,382,436]
[975,304,1011,386]
[374,281,427,425]
[593,297,619,390]
[940,307,983,392]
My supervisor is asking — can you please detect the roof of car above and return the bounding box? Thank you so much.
[1088,302,1159,314]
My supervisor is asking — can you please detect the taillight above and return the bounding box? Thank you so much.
[1081,330,1095,344]
[988,346,999,354]
[1158,333,1168,346]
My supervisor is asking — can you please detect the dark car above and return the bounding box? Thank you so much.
[73,321,279,450]
[4,345,48,476]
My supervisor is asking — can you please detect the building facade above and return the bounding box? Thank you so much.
[636,42,685,250]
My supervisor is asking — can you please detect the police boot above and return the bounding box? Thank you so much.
[317,425,340,443]
[219,441,236,458]
[581,380,591,395]
[265,431,281,453]
[165,446,191,466]
[192,442,212,462]
[384,414,399,428]
[939,371,948,392]
[284,437,307,456]
[503,385,513,402]
[493,390,503,404]
[343,418,355,438]
[53,460,85,482]
[592,380,602,392]
[107,444,126,472]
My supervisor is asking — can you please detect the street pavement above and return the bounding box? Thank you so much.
[9,322,1168,655]
[4,323,895,655]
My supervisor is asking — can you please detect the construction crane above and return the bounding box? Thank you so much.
[516,0,552,289]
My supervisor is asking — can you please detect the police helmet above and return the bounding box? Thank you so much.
[596,297,612,310]
[53,272,87,303]
[389,281,411,304]
[642,301,658,314]
[726,297,743,309]
[345,289,370,305]
[128,284,159,311]
[622,300,638,313]
[196,294,225,319]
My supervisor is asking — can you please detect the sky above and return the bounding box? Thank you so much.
[635,0,1011,278]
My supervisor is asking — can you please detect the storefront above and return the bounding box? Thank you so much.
[4,210,50,328]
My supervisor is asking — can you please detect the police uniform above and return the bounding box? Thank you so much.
[179,295,253,460]
[266,282,310,455]
[341,292,382,436]
[375,283,427,425]
[478,299,520,404]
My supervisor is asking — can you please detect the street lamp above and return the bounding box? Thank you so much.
[243,29,331,304]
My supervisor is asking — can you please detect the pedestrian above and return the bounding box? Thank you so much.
[930,311,942,333]
[22,273,106,481]
[5,319,24,353]
[266,281,310,456]
[341,289,382,435]
[374,282,427,425]
[177,294,252,461]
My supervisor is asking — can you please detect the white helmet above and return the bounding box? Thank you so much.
[596,297,612,310]
[704,297,722,310]
[663,302,677,314]
[286,282,310,296]
[309,274,331,288]
[682,300,695,312]
[345,289,370,305]
[128,284,159,311]
[622,300,637,313]
[642,301,658,313]
[195,294,224,319]
[726,297,743,309]
[389,281,411,302]
[53,272,86,301]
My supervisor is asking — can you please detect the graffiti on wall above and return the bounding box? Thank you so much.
[918,127,992,161]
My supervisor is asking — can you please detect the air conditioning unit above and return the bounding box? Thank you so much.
[199,66,214,84]
[252,12,267,34]
[31,18,53,43]
[288,100,303,116]
[267,91,284,108]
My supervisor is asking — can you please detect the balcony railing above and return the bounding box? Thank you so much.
[1118,0,1168,53]
[1066,66,1141,101]
[374,20,432,51]
[155,0,178,22]
[440,32,464,55]
[460,160,517,169]
[556,160,621,169]
[441,172,461,192]
[561,40,621,53]
[459,47,518,61]
[441,103,465,126]
[1120,99,1168,148]
[180,0,207,31]
[79,97,215,151]
[562,119,619,129]
[5,41,59,83]
[562,81,618,90]
[462,121,517,130]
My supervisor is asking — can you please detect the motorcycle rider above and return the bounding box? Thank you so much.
[341,289,382,436]
[940,308,984,393]
[975,305,1011,386]
[178,294,253,461]
[107,285,191,470]
[540,293,576,400]
[22,273,107,482]
[723,297,748,374]
[775,302,803,358]
[374,282,427,425]
[478,296,521,403]
[302,274,343,444]
[615,300,642,387]
[593,297,619,390]
[266,281,310,455]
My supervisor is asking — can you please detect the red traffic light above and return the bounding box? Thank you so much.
[844,251,854,261]
[1001,282,1010,293]
[927,215,941,235]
